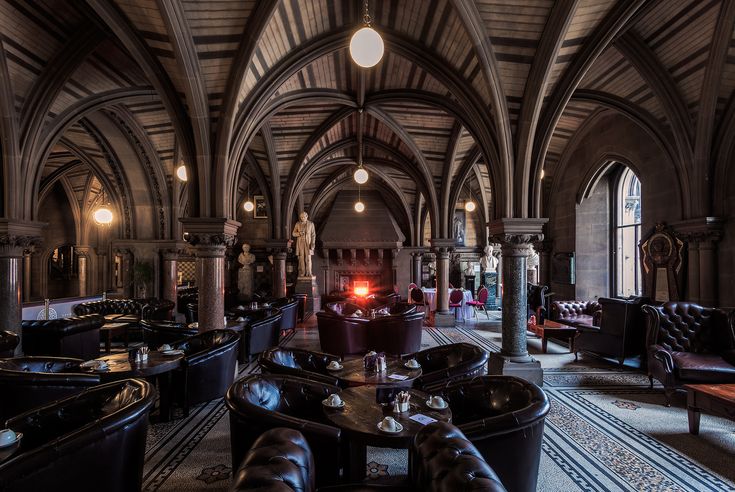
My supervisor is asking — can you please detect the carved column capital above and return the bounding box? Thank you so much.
[672,217,724,244]
[74,246,93,258]
[0,235,43,257]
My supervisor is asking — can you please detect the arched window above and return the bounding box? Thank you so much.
[614,168,641,296]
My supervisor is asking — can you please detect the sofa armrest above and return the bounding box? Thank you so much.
[650,344,675,373]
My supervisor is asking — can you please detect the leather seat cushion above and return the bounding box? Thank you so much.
[672,351,735,382]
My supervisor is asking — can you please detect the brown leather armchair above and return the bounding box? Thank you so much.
[226,374,342,487]
[0,357,101,422]
[0,330,19,358]
[550,300,602,328]
[436,376,549,492]
[410,343,489,392]
[21,314,104,360]
[172,330,240,415]
[643,301,735,405]
[574,296,649,365]
[258,347,341,386]
[0,379,154,492]
[315,310,370,356]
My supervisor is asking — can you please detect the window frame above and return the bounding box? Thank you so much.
[610,167,642,297]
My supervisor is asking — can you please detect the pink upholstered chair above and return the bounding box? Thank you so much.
[449,289,465,321]
[411,287,429,320]
[467,287,490,320]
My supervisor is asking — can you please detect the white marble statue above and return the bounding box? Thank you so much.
[464,261,474,277]
[480,244,498,273]
[237,243,256,297]
[292,211,316,277]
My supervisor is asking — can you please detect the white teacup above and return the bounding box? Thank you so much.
[430,395,446,408]
[381,416,397,431]
[160,344,172,351]
[0,429,17,447]
[327,360,341,369]
[327,394,342,406]
[235,317,246,322]
[366,351,377,357]
[406,358,419,368]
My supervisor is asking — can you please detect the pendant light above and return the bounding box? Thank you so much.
[176,163,188,182]
[464,182,476,212]
[94,190,114,225]
[354,186,365,213]
[349,1,384,68]
[243,176,254,212]
[354,167,368,184]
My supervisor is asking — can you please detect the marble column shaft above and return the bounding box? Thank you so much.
[194,244,226,331]
[273,252,287,299]
[22,251,31,302]
[0,233,42,350]
[162,251,178,307]
[435,250,450,313]
[499,241,531,360]
[411,252,423,286]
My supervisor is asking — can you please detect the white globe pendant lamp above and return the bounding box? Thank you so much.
[94,206,114,225]
[354,167,369,184]
[354,201,365,213]
[350,1,383,68]
[464,200,476,212]
[176,164,188,182]
[243,200,254,212]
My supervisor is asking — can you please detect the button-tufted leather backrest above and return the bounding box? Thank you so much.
[0,357,83,373]
[551,300,601,319]
[644,301,728,353]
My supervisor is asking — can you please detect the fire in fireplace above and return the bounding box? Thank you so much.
[353,280,369,297]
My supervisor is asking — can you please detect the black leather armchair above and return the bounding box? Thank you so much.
[0,379,155,492]
[172,330,240,415]
[527,283,548,321]
[185,302,198,325]
[0,330,19,358]
[269,298,299,335]
[21,314,104,360]
[643,301,735,405]
[140,319,198,349]
[0,357,100,422]
[226,374,342,487]
[411,343,489,392]
[228,308,282,363]
[437,376,549,492]
[258,347,341,386]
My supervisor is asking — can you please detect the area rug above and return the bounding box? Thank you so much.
[142,327,735,491]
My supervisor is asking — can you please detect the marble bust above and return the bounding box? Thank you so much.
[292,211,316,277]
[237,243,256,297]
[480,245,498,273]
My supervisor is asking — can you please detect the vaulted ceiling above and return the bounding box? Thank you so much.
[1,0,734,246]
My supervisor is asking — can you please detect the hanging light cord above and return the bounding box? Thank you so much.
[363,0,372,26]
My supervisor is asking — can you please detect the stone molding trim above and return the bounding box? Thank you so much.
[185,233,236,248]
[0,235,43,257]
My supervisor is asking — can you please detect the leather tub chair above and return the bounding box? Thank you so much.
[228,308,282,363]
[643,301,735,406]
[0,357,100,422]
[171,329,240,415]
[21,314,104,360]
[226,374,342,487]
[258,347,341,386]
[269,297,299,335]
[0,330,19,358]
[185,302,198,325]
[437,376,549,492]
[178,291,198,316]
[550,300,602,328]
[411,422,507,492]
[140,319,198,349]
[574,296,649,365]
[410,343,489,392]
[316,310,370,356]
[369,311,424,355]
[0,379,155,492]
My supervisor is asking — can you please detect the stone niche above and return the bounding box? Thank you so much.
[318,190,405,295]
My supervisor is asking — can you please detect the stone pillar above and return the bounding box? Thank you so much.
[431,239,455,327]
[76,246,92,297]
[22,250,31,302]
[162,249,180,307]
[273,251,287,299]
[0,221,44,350]
[411,251,423,286]
[487,218,547,386]
[698,239,717,307]
[181,218,240,332]
[687,240,701,303]
[674,217,723,306]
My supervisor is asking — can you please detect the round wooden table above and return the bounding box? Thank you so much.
[82,351,184,421]
[323,385,451,480]
[327,357,422,387]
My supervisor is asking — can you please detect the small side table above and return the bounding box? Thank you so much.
[100,322,130,353]
[530,320,578,353]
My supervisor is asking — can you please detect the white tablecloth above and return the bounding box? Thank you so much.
[416,288,474,320]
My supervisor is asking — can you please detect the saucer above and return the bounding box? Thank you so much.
[0,432,22,462]
[161,349,185,356]
[404,362,421,369]
[326,364,343,371]
[377,421,403,433]
[321,398,345,409]
[425,399,448,410]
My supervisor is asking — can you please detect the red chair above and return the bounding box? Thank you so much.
[449,289,464,322]
[467,287,490,320]
[408,283,418,291]
[411,288,429,320]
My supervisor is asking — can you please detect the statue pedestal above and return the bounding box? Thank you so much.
[295,276,320,315]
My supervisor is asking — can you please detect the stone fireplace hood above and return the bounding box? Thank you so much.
[319,191,405,250]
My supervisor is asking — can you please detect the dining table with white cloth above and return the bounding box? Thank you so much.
[410,287,474,320]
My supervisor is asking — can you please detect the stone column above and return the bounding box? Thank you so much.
[181,218,240,332]
[0,221,44,350]
[273,251,287,299]
[76,246,92,297]
[687,240,700,303]
[22,250,31,302]
[674,217,723,306]
[161,249,180,307]
[698,239,717,307]
[411,251,423,286]
[487,218,547,386]
[431,239,455,327]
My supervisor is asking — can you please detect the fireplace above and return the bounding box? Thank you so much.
[353,280,369,297]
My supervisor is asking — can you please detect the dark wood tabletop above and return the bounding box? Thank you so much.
[323,385,451,448]
[83,351,184,381]
[327,357,422,387]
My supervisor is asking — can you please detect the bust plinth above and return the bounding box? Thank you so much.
[295,276,320,314]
